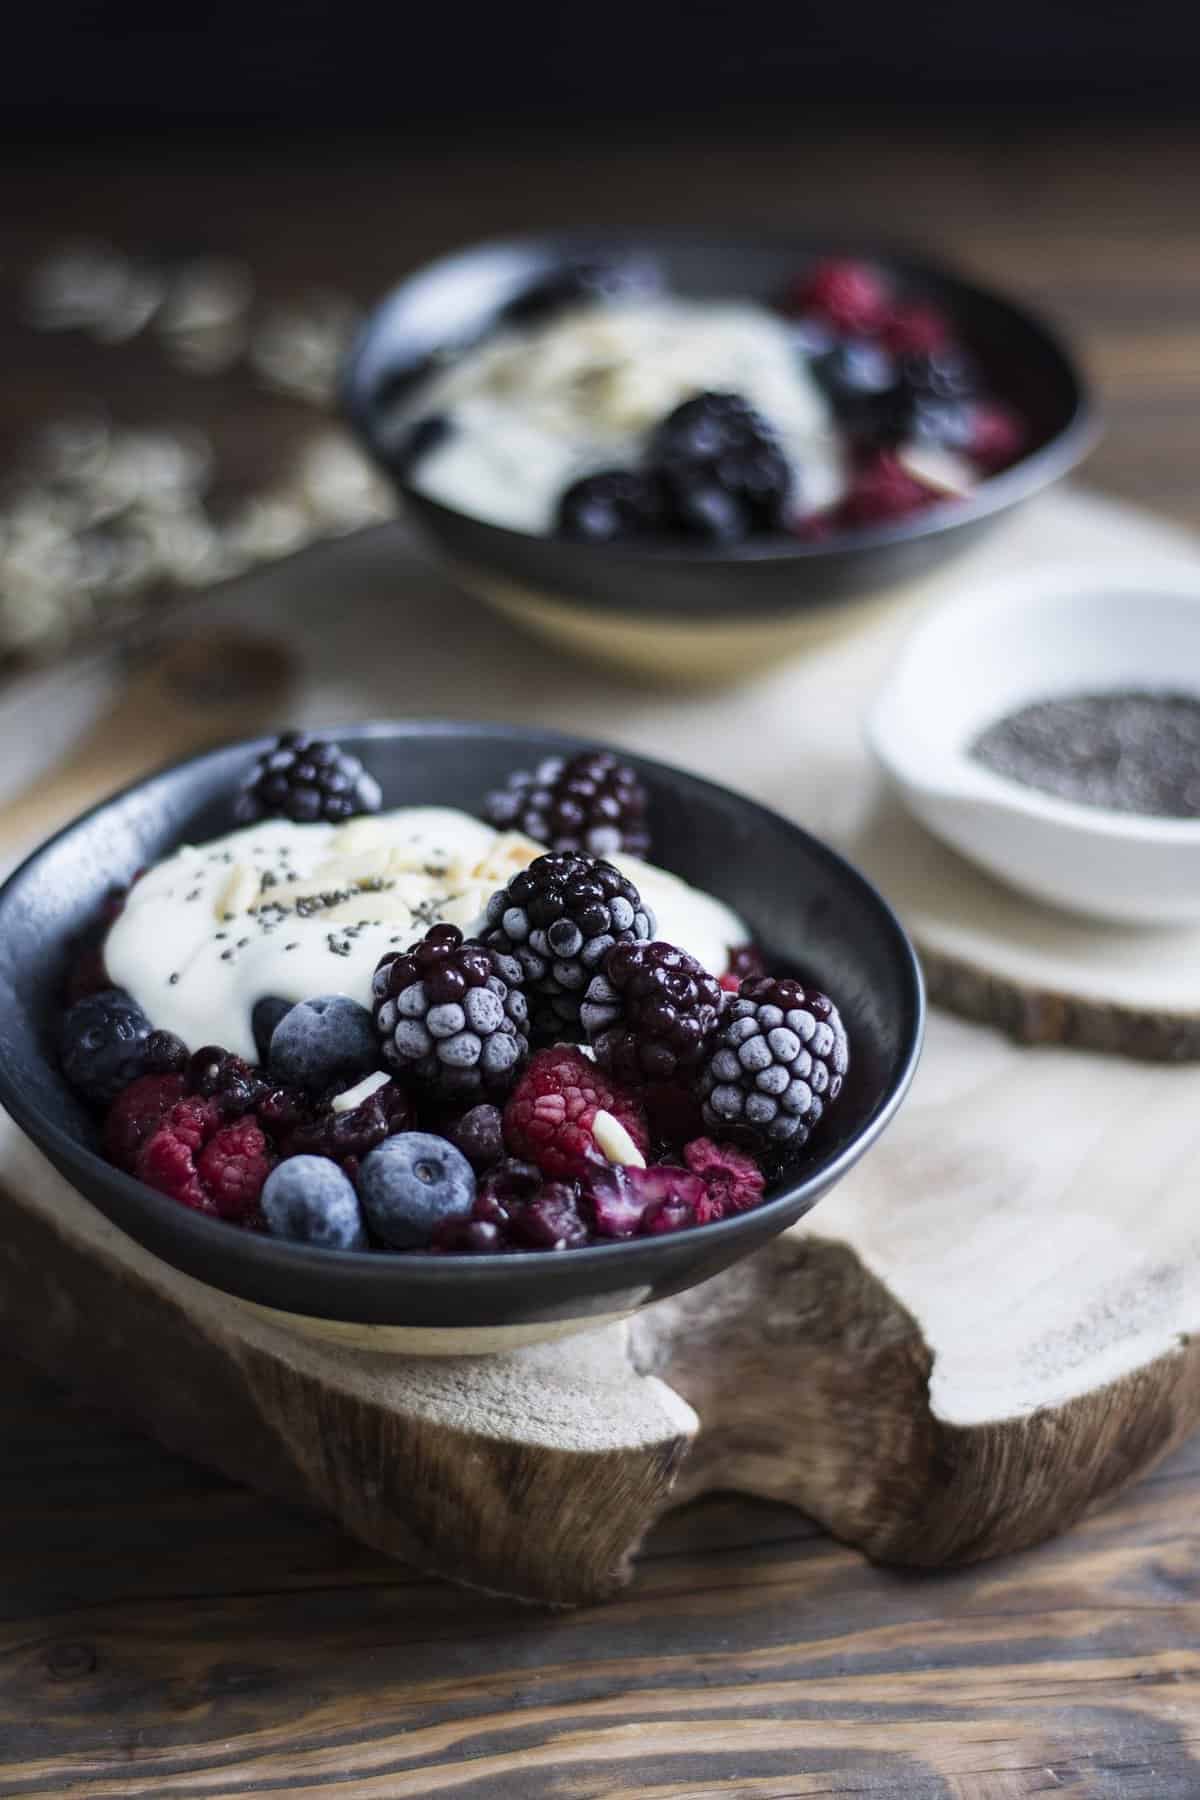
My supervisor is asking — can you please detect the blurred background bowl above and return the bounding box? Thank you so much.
[344,234,1097,682]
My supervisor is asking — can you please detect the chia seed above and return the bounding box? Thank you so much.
[971,689,1200,818]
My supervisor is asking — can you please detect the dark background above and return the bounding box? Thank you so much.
[13,0,1200,128]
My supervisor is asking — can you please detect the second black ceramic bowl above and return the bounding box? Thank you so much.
[344,234,1097,680]
[0,723,923,1352]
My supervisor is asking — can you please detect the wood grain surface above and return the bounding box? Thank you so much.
[3,123,1200,1794]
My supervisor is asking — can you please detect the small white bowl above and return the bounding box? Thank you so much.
[868,561,1200,925]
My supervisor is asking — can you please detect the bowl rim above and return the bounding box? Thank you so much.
[343,227,1099,572]
[0,719,925,1298]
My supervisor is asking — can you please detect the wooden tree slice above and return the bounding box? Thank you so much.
[4,1009,1198,1605]
[847,793,1200,1061]
[3,484,1200,1607]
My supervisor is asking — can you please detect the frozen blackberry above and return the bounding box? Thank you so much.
[234,731,382,826]
[698,975,849,1148]
[484,749,651,858]
[556,469,667,542]
[584,941,723,1084]
[649,391,793,537]
[483,852,654,1038]
[372,923,529,1099]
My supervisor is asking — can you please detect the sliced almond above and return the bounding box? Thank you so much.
[592,1109,647,1169]
[213,863,261,921]
[331,1070,391,1113]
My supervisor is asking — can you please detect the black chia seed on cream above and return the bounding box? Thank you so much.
[971,689,1200,818]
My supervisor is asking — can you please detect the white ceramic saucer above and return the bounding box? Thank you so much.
[868,561,1200,925]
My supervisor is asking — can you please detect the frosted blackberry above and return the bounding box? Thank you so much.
[234,731,381,826]
[372,923,528,1099]
[698,975,849,1148]
[483,852,654,1038]
[585,941,723,1084]
[649,391,793,537]
[484,750,651,859]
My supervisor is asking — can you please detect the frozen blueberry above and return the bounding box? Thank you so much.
[59,987,154,1106]
[261,1155,368,1250]
[269,995,378,1092]
[357,1132,475,1249]
[252,995,293,1065]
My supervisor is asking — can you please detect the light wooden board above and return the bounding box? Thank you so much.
[2,484,1200,1605]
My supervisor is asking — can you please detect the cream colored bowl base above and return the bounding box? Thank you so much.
[237,1295,637,1357]
[458,563,915,682]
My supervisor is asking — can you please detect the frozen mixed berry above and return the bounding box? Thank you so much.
[584,941,724,1085]
[503,1045,648,1180]
[969,401,1026,473]
[650,392,792,539]
[699,976,848,1147]
[134,1093,221,1213]
[196,1118,274,1222]
[186,1045,270,1118]
[373,923,528,1098]
[683,1137,767,1221]
[357,1132,476,1250]
[899,347,980,404]
[447,1102,506,1172]
[268,995,378,1093]
[274,1075,414,1178]
[59,988,159,1107]
[103,1072,187,1172]
[813,341,903,447]
[557,469,667,542]
[484,852,653,1038]
[507,1181,591,1250]
[880,302,952,358]
[582,1162,707,1239]
[837,450,943,529]
[234,731,382,827]
[262,1155,368,1250]
[484,750,651,859]
[787,259,891,337]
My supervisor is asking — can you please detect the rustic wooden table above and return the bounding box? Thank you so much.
[2,123,1199,1796]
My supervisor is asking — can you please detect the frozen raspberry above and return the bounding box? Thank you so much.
[135,1095,221,1213]
[683,1137,767,1222]
[503,1045,648,1180]
[969,401,1026,474]
[197,1118,273,1222]
[788,259,890,336]
[837,451,942,529]
[880,302,952,358]
[103,1073,186,1172]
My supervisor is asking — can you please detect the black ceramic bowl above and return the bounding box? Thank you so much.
[343,234,1097,680]
[0,723,923,1352]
